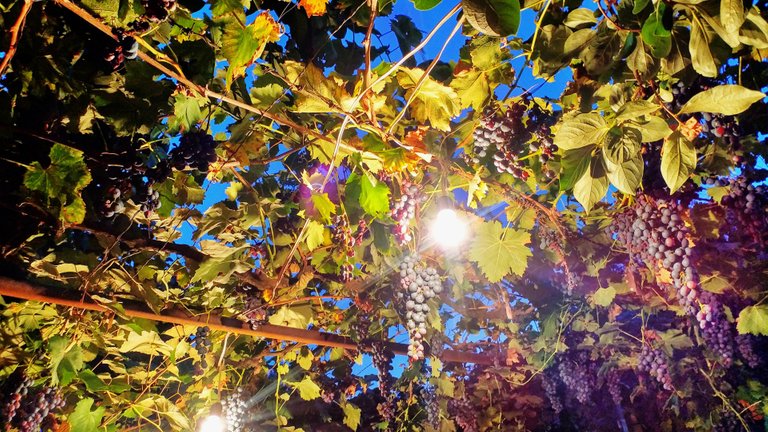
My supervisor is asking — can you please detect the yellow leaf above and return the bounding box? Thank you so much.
[299,0,328,17]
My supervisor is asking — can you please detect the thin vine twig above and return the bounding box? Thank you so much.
[0,0,34,77]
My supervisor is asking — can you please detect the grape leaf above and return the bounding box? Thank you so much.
[737,305,768,336]
[573,156,609,212]
[305,220,326,251]
[68,398,105,432]
[359,174,390,218]
[397,68,461,131]
[343,403,362,431]
[463,0,520,36]
[641,6,672,58]
[592,286,616,307]
[678,85,766,115]
[468,220,532,282]
[291,376,322,400]
[553,113,608,150]
[661,131,696,193]
[689,19,718,77]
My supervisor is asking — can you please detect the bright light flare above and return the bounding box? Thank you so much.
[200,415,226,432]
[430,208,469,250]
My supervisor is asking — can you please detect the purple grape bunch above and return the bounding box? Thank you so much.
[638,344,673,390]
[1,374,65,432]
[557,352,595,404]
[395,254,443,361]
[696,292,735,367]
[611,195,700,312]
[389,182,422,245]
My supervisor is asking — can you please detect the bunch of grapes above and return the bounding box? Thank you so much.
[103,30,139,71]
[541,374,563,414]
[395,254,443,361]
[190,326,212,370]
[389,182,422,245]
[712,176,768,244]
[490,104,531,180]
[696,292,735,367]
[1,374,65,432]
[222,387,249,432]
[369,341,394,395]
[170,130,219,173]
[419,386,440,428]
[711,409,741,432]
[605,370,623,406]
[447,397,479,432]
[611,195,700,312]
[140,0,176,21]
[242,296,268,330]
[557,352,595,404]
[736,334,760,368]
[527,105,559,169]
[133,182,162,214]
[638,344,673,390]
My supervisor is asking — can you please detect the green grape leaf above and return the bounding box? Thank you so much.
[359,174,391,218]
[641,5,672,58]
[49,336,84,386]
[343,403,362,431]
[604,153,643,195]
[311,193,337,222]
[678,85,766,115]
[592,286,616,307]
[305,220,326,251]
[468,220,532,282]
[553,113,608,151]
[689,19,718,77]
[604,127,642,164]
[737,305,768,336]
[396,68,461,131]
[119,330,173,356]
[720,0,745,36]
[24,143,92,200]
[411,0,441,10]
[60,196,87,224]
[171,93,204,132]
[573,155,609,212]
[560,145,595,192]
[661,130,697,193]
[291,376,322,400]
[269,305,313,329]
[222,12,280,88]
[451,69,491,111]
[631,115,673,142]
[68,398,105,432]
[462,0,520,37]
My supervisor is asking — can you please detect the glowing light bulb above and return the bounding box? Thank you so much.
[430,208,468,250]
[200,415,226,432]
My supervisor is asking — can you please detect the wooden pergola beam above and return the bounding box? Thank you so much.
[0,277,496,365]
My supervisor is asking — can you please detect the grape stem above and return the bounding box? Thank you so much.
[0,0,34,77]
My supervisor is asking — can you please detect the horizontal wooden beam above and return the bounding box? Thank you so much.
[0,277,496,365]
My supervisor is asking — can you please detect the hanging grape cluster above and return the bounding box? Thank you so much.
[169,130,219,173]
[447,397,479,432]
[140,0,177,22]
[736,334,760,368]
[1,374,65,432]
[222,387,250,432]
[542,374,564,414]
[611,195,700,312]
[638,344,673,390]
[605,371,623,406]
[395,254,442,361]
[103,29,139,71]
[489,104,530,179]
[712,176,768,244]
[332,216,369,282]
[419,386,440,428]
[470,102,559,180]
[696,292,735,367]
[557,351,596,404]
[389,182,422,245]
[368,341,394,396]
[190,326,212,371]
